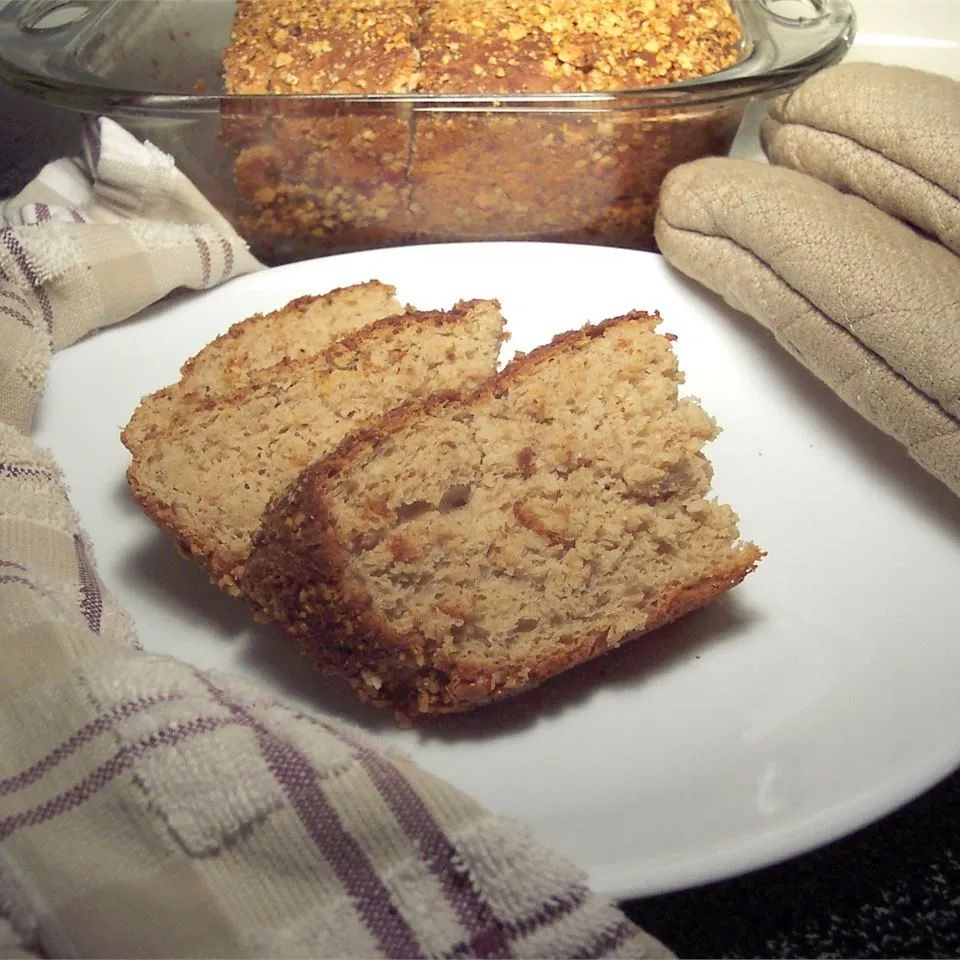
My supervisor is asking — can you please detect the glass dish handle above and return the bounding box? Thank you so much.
[758,0,833,27]
[731,0,856,92]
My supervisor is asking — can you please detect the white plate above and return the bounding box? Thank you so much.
[33,242,960,899]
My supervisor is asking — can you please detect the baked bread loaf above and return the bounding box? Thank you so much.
[123,280,404,453]
[242,311,761,719]
[220,0,743,261]
[126,299,507,593]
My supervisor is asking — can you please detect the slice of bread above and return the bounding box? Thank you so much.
[126,300,507,593]
[242,312,761,719]
[123,280,404,453]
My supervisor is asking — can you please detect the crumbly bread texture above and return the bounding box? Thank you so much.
[122,281,404,454]
[126,300,507,593]
[242,312,761,719]
[220,0,743,261]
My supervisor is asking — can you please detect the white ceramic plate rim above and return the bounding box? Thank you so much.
[34,242,960,900]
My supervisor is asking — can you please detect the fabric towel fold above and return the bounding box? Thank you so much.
[0,117,667,959]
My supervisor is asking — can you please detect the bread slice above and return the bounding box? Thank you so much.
[126,300,506,593]
[122,280,404,453]
[242,312,761,719]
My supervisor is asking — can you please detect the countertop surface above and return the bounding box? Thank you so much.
[2,1,959,956]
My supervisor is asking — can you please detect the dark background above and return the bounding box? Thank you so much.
[3,81,958,959]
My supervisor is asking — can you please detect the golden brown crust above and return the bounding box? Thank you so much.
[124,296,490,456]
[222,0,422,94]
[122,281,404,455]
[179,281,401,386]
[247,483,760,717]
[223,0,741,96]
[417,0,742,95]
[367,548,763,718]
[126,300,506,592]
[245,471,761,720]
[241,311,760,719]
[185,294,354,373]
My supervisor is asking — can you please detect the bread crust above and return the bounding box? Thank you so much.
[179,281,399,386]
[121,281,403,454]
[125,299,506,592]
[241,313,761,719]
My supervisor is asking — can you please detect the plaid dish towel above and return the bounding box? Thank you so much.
[0,118,669,959]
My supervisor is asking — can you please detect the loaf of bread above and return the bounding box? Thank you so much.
[242,311,761,719]
[220,0,743,261]
[123,281,405,453]
[125,299,507,592]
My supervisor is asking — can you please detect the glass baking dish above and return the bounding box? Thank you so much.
[0,0,855,264]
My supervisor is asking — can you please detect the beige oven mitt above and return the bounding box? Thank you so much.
[654,66,960,499]
[760,63,960,255]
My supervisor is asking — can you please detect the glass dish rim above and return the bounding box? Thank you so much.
[0,0,856,117]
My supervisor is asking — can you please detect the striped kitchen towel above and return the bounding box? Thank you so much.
[0,117,262,433]
[0,117,669,958]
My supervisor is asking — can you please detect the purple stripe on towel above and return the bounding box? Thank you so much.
[0,695,183,796]
[0,463,56,483]
[0,303,33,329]
[218,235,234,281]
[257,730,425,957]
[195,673,424,958]
[0,287,32,309]
[73,534,102,634]
[0,715,239,842]
[194,233,212,288]
[0,230,54,333]
[502,887,587,941]
[326,724,513,958]
[0,573,35,589]
[442,889,588,958]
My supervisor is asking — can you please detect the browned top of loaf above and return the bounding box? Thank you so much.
[222,0,422,93]
[418,0,742,93]
[122,280,403,454]
[222,0,741,95]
